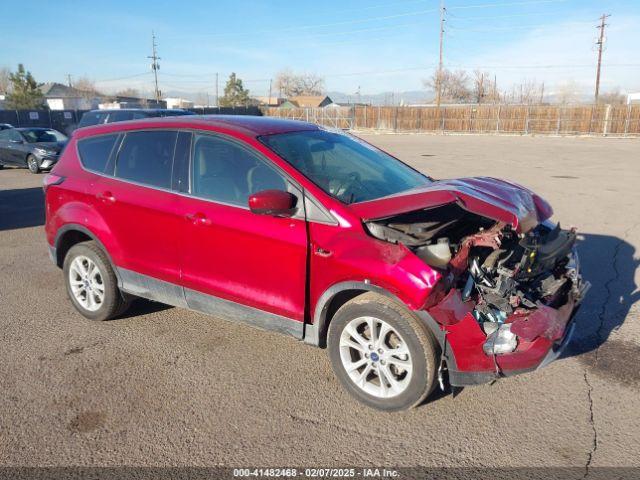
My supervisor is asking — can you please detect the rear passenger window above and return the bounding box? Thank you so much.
[109,111,134,122]
[77,134,118,173]
[191,133,288,207]
[78,111,109,128]
[115,130,177,189]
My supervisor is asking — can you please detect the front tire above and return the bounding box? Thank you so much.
[328,292,439,411]
[63,241,130,321]
[27,155,39,174]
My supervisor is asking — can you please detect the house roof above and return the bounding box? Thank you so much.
[40,82,96,98]
[289,95,332,108]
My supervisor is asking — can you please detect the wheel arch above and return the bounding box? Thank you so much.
[54,224,122,286]
[306,281,443,349]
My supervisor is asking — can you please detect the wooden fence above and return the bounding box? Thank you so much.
[263,104,640,136]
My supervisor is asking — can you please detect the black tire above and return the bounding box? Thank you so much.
[0,163,4,169]
[62,241,130,321]
[327,292,439,411]
[26,154,39,174]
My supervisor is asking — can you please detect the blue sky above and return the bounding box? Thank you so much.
[2,0,639,97]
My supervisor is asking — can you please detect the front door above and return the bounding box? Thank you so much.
[178,132,308,327]
[0,129,25,165]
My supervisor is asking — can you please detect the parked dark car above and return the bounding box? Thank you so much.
[0,124,13,130]
[77,108,195,129]
[44,115,589,411]
[0,127,68,173]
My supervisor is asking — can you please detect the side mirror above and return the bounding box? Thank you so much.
[248,189,297,217]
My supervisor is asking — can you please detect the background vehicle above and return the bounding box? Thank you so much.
[44,116,588,411]
[0,127,67,173]
[77,108,195,129]
[0,123,13,130]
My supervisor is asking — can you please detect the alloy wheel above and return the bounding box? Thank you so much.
[68,255,105,312]
[339,316,413,398]
[27,156,38,173]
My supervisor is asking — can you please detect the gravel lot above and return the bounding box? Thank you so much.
[0,134,638,474]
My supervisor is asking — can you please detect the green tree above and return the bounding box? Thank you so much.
[5,64,44,109]
[219,72,250,107]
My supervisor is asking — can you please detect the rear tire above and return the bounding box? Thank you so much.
[327,292,439,411]
[27,155,39,174]
[63,241,130,321]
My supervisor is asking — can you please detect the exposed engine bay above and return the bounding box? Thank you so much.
[365,202,590,357]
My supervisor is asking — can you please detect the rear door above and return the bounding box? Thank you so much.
[0,129,11,163]
[88,129,185,291]
[177,132,308,324]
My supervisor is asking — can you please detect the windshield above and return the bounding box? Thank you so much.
[21,129,67,143]
[259,129,430,204]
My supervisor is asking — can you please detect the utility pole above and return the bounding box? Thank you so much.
[268,78,273,106]
[148,31,161,104]
[435,0,446,107]
[493,74,498,103]
[66,74,73,88]
[594,13,610,103]
[215,72,219,107]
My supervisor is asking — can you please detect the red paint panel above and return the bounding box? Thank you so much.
[309,221,443,317]
[427,289,474,326]
[178,196,308,321]
[445,314,496,372]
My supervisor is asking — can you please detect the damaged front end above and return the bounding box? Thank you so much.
[365,202,590,386]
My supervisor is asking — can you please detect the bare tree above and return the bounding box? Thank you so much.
[274,69,325,97]
[472,70,500,104]
[194,92,209,107]
[500,79,544,104]
[598,89,626,104]
[424,69,472,103]
[0,67,11,94]
[116,88,141,98]
[555,80,581,105]
[73,77,102,99]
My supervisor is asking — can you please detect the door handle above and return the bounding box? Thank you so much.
[314,246,332,258]
[185,212,211,226]
[96,191,116,204]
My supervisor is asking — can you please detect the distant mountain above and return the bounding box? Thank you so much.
[326,90,434,106]
[157,88,435,107]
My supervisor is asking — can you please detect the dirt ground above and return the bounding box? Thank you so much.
[0,133,638,475]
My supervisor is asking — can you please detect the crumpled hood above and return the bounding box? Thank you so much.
[348,176,552,233]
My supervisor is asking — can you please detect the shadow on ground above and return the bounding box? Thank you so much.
[563,232,640,387]
[0,187,44,231]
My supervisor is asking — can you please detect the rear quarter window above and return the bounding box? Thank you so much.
[77,134,119,173]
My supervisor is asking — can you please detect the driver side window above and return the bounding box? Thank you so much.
[191,133,288,207]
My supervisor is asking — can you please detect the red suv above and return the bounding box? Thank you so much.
[44,116,589,411]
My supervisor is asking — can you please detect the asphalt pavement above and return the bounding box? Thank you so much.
[0,134,638,475]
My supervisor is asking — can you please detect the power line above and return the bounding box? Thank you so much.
[169,8,440,40]
[448,0,569,10]
[94,72,151,83]
[594,13,611,102]
[448,20,595,32]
